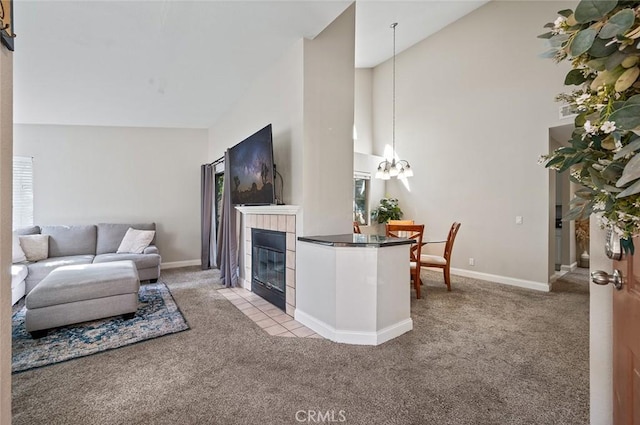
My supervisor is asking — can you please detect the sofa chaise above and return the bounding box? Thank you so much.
[11,223,161,305]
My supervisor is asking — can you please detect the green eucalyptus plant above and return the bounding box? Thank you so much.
[371,198,403,224]
[539,0,640,253]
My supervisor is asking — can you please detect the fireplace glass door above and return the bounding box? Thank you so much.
[251,229,286,310]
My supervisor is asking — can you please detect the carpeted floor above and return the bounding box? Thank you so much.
[11,266,589,425]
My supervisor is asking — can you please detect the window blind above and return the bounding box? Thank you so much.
[13,156,33,229]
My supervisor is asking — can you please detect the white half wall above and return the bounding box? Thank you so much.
[371,0,574,285]
[13,124,208,264]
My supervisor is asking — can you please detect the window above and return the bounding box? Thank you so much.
[13,156,33,229]
[353,172,370,225]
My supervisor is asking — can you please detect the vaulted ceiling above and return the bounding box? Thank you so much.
[14,1,488,129]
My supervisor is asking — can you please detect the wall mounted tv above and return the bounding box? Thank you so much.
[228,124,276,206]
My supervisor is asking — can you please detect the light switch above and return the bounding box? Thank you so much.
[515,216,523,225]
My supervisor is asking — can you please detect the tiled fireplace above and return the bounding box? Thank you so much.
[236,205,301,317]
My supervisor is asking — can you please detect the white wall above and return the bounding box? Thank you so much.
[208,40,304,207]
[372,0,573,289]
[354,68,373,154]
[209,4,355,238]
[301,3,355,236]
[13,124,208,265]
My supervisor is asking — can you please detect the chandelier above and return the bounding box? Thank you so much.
[375,23,413,180]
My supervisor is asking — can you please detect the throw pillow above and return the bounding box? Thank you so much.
[117,228,155,254]
[12,232,27,263]
[18,234,49,262]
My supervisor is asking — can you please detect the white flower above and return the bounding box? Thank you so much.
[575,93,590,105]
[600,121,616,134]
[583,120,598,139]
[552,16,566,34]
[594,201,606,211]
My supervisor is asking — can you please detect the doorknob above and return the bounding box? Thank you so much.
[591,269,623,290]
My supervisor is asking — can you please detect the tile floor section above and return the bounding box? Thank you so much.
[218,287,323,339]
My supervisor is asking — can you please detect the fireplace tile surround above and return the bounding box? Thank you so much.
[236,205,301,317]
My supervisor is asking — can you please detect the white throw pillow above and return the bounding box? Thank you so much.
[117,228,155,254]
[12,232,27,263]
[18,234,49,262]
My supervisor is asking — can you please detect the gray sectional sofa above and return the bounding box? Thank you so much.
[11,223,161,304]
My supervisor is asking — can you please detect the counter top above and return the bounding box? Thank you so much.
[297,233,414,248]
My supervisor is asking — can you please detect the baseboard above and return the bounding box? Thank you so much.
[161,260,201,270]
[449,267,551,292]
[561,262,578,273]
[294,310,413,346]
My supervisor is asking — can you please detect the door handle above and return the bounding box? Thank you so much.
[591,269,623,290]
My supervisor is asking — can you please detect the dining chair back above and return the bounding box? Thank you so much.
[386,223,425,299]
[388,220,414,225]
[388,220,415,238]
[420,222,461,291]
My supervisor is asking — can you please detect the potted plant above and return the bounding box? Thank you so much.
[371,198,403,224]
[538,1,640,254]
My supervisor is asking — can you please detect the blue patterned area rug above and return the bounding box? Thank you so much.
[12,282,189,374]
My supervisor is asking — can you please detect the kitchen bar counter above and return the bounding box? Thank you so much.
[297,233,414,248]
[295,234,414,345]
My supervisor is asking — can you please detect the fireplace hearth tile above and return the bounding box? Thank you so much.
[282,320,304,331]
[255,318,278,329]
[219,286,324,340]
[291,326,315,338]
[264,324,288,336]
[236,302,255,312]
[270,313,293,324]
[247,311,269,322]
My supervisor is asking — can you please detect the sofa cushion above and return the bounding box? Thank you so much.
[13,225,40,236]
[117,228,156,254]
[11,264,28,290]
[93,253,160,270]
[11,264,27,305]
[26,261,139,309]
[12,232,27,263]
[41,225,97,257]
[96,223,156,255]
[19,235,49,262]
[25,255,95,293]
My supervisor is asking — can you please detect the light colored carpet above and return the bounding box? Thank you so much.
[11,266,588,425]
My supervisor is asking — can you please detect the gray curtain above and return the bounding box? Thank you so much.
[216,150,239,287]
[201,164,215,269]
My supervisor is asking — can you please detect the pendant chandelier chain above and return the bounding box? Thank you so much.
[374,22,413,180]
[391,22,397,156]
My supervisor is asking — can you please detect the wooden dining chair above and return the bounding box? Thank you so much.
[353,221,362,234]
[387,220,414,238]
[388,220,414,225]
[420,222,461,291]
[386,223,425,299]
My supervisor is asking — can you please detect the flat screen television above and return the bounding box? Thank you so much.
[228,124,276,205]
